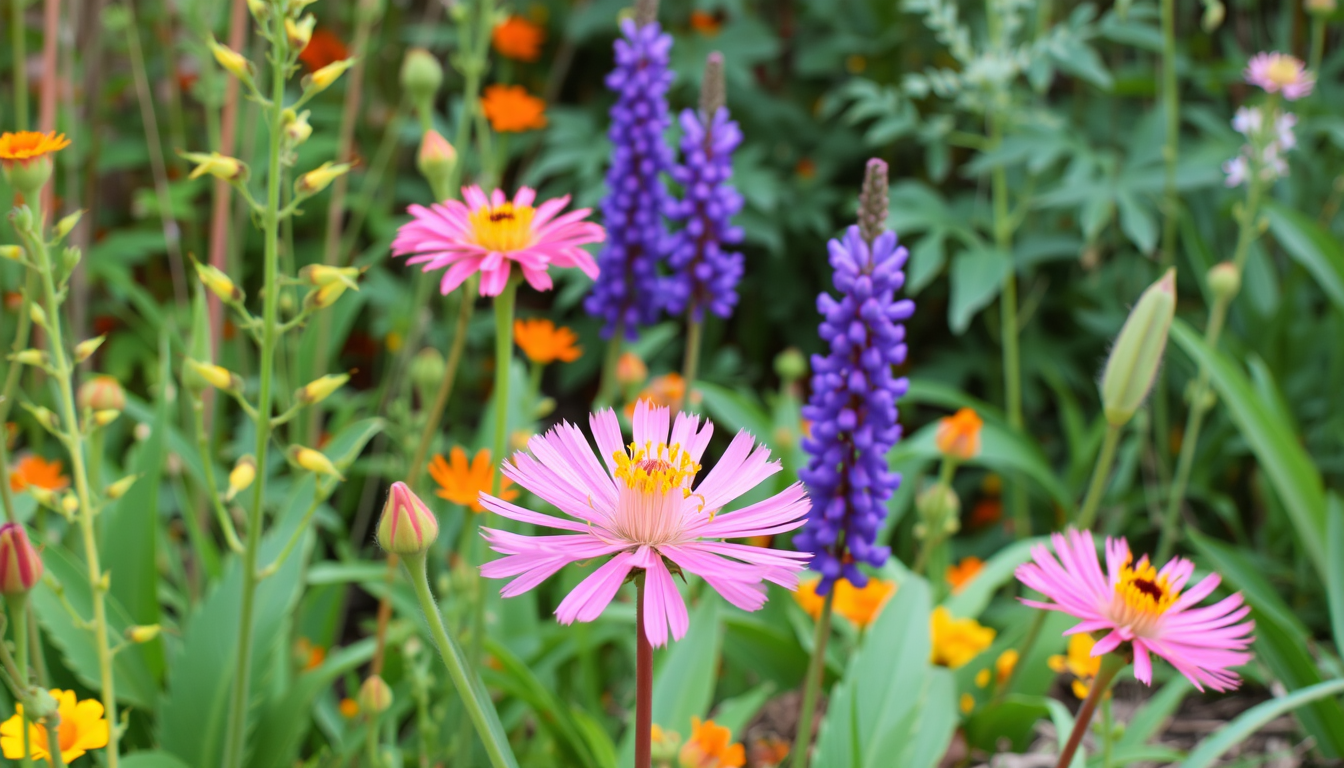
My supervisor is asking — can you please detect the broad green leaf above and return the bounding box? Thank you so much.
[905,668,958,768]
[1328,495,1344,655]
[1179,679,1344,768]
[121,752,194,768]
[1116,676,1192,749]
[1170,321,1327,578]
[696,382,775,442]
[484,638,602,767]
[1264,201,1344,311]
[964,695,1050,753]
[948,247,1010,335]
[944,538,1041,618]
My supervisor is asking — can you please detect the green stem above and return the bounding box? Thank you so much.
[406,281,474,492]
[45,710,65,768]
[491,277,519,496]
[1076,423,1122,530]
[0,271,40,523]
[11,0,28,128]
[1054,655,1125,768]
[1101,694,1114,768]
[596,323,625,410]
[222,24,289,768]
[1158,0,1179,271]
[1310,17,1325,75]
[992,609,1045,704]
[7,595,33,768]
[403,552,518,768]
[791,590,834,768]
[679,313,703,413]
[364,712,382,768]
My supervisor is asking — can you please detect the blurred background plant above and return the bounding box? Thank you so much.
[0,0,1342,765]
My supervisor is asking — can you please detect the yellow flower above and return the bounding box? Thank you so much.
[180,150,246,181]
[1049,633,1105,698]
[929,606,995,669]
[935,407,983,460]
[208,37,253,83]
[793,577,897,629]
[0,131,71,165]
[290,446,344,480]
[513,318,581,365]
[0,689,110,764]
[679,717,745,768]
[306,57,356,92]
[959,692,975,714]
[481,84,547,132]
[427,447,518,513]
[296,161,354,195]
[995,648,1019,684]
[946,556,984,594]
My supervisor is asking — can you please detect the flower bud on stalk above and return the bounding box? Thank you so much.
[1100,269,1176,427]
[194,261,244,303]
[78,375,125,411]
[93,410,121,427]
[12,349,48,367]
[105,474,140,500]
[283,109,313,147]
[1207,262,1240,302]
[306,281,349,310]
[416,130,457,190]
[246,0,269,21]
[226,455,257,502]
[24,404,60,433]
[29,303,47,328]
[401,48,444,115]
[208,37,255,88]
[61,494,79,515]
[74,335,107,363]
[181,150,249,182]
[54,209,83,241]
[125,624,161,643]
[915,484,961,538]
[28,487,58,508]
[285,14,315,49]
[410,348,446,400]
[377,481,439,556]
[0,245,23,261]
[296,161,354,196]
[185,359,243,393]
[296,372,349,405]
[358,674,393,715]
[773,347,807,384]
[289,446,344,480]
[300,264,362,290]
[62,245,81,273]
[0,523,43,595]
[304,58,356,93]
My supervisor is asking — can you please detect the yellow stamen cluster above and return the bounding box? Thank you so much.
[468,202,535,253]
[1114,553,1179,618]
[613,441,700,496]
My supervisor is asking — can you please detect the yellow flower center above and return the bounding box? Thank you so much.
[608,441,702,546]
[1265,56,1301,86]
[613,441,700,496]
[469,202,535,253]
[1111,554,1179,632]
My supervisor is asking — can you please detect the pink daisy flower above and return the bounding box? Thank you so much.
[391,186,605,296]
[478,400,813,647]
[1015,530,1253,692]
[1244,52,1315,100]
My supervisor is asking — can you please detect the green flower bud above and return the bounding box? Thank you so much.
[401,48,443,111]
[54,209,83,240]
[410,347,446,399]
[358,674,393,715]
[1100,269,1176,427]
[774,347,808,383]
[377,481,438,556]
[1207,262,1240,302]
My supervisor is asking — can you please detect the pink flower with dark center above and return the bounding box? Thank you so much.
[479,400,812,646]
[1244,52,1315,100]
[392,186,605,296]
[1015,530,1253,692]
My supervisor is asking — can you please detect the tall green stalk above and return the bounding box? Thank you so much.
[1152,0,1181,485]
[6,595,33,768]
[490,277,520,494]
[221,24,289,768]
[989,111,1028,537]
[679,314,703,413]
[1076,423,1122,530]
[790,590,834,768]
[11,0,28,129]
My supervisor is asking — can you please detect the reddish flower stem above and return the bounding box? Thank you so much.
[1055,655,1125,768]
[635,576,653,768]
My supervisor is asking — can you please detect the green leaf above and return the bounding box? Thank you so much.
[1116,676,1192,749]
[948,247,1010,335]
[484,637,602,768]
[1045,698,1086,768]
[943,538,1041,618]
[964,695,1051,753]
[1264,201,1344,312]
[1328,495,1344,655]
[1170,320,1327,578]
[1179,679,1344,768]
[120,752,194,768]
[696,382,775,441]
[712,683,775,738]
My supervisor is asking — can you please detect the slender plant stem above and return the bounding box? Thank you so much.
[1076,423,1122,530]
[222,23,288,768]
[11,0,28,128]
[364,711,382,768]
[1100,695,1114,768]
[791,590,833,768]
[7,595,33,768]
[1309,17,1325,74]
[679,314,703,413]
[191,398,245,552]
[1054,655,1125,768]
[0,272,37,523]
[46,710,66,768]
[993,609,1046,704]
[490,278,519,497]
[1151,0,1182,489]
[406,274,475,492]
[635,576,653,768]
[597,323,625,409]
[403,552,517,768]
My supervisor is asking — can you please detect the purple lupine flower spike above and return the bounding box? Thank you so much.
[584,0,674,339]
[793,159,914,595]
[664,53,745,321]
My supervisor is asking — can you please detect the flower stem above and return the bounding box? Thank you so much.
[365,712,383,768]
[1157,176,1263,562]
[635,575,654,768]
[6,594,33,768]
[408,282,475,491]
[491,277,520,496]
[222,23,289,768]
[11,0,27,128]
[1054,655,1125,768]
[402,551,518,768]
[45,709,65,768]
[597,322,625,409]
[790,589,834,768]
[0,271,37,523]
[679,313,703,413]
[1310,17,1325,74]
[1076,422,1122,530]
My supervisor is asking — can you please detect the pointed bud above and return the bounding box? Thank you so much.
[28,487,58,508]
[296,161,354,196]
[23,404,60,433]
[0,523,43,595]
[62,246,81,273]
[377,481,439,556]
[416,130,457,189]
[358,674,394,715]
[289,446,344,480]
[29,303,47,328]
[54,209,83,241]
[209,37,255,87]
[401,49,444,110]
[1207,262,1240,302]
[226,455,257,502]
[195,261,244,303]
[0,245,24,261]
[125,624,162,643]
[185,359,242,393]
[283,109,313,146]
[12,349,48,367]
[180,150,249,182]
[78,375,126,411]
[699,52,726,121]
[1101,269,1176,427]
[297,372,349,405]
[858,158,890,247]
[93,410,121,427]
[285,14,316,49]
[306,280,349,309]
[105,474,140,500]
[246,0,269,21]
[74,335,107,363]
[304,58,356,93]
[299,264,362,290]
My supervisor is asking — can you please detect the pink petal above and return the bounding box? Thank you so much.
[555,550,637,625]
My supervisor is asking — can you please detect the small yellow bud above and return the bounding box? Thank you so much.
[226,455,257,502]
[126,624,162,643]
[74,335,107,363]
[358,674,394,715]
[0,245,24,261]
[54,209,83,240]
[1101,269,1176,427]
[246,0,269,20]
[296,161,355,196]
[29,303,47,328]
[93,410,121,427]
[297,373,349,405]
[61,494,79,515]
[209,37,254,85]
[285,15,315,49]
[304,58,356,93]
[105,474,140,500]
[306,281,349,309]
[289,446,344,480]
[12,349,48,367]
[180,150,248,182]
[29,487,58,507]
[1207,262,1240,302]
[186,359,241,393]
[23,404,60,432]
[299,264,362,290]
[283,109,313,146]
[195,261,245,303]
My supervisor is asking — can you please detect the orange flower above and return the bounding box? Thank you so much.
[299,28,349,72]
[946,556,984,594]
[513,318,581,364]
[10,455,70,493]
[935,408,982,460]
[689,10,722,35]
[680,717,745,768]
[481,85,547,132]
[794,576,897,629]
[492,16,546,62]
[338,698,360,718]
[0,131,70,165]
[616,351,648,387]
[624,373,685,418]
[428,447,518,513]
[294,637,326,670]
[969,497,1002,528]
[750,737,791,768]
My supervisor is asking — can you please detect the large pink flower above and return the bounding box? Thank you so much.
[1015,530,1253,692]
[391,186,605,296]
[479,400,812,647]
[1244,52,1315,100]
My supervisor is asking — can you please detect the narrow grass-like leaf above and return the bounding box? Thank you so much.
[1179,679,1344,768]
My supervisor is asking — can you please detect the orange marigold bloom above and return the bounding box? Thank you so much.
[492,16,546,62]
[624,373,685,418]
[0,131,70,165]
[338,698,360,718]
[689,10,722,36]
[794,576,897,629]
[299,28,349,72]
[481,85,547,132]
[946,556,984,594]
[10,455,70,493]
[513,318,581,364]
[750,737,791,768]
[935,407,983,460]
[428,447,518,513]
[680,717,745,768]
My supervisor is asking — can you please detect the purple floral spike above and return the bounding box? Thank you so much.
[793,159,914,595]
[663,53,744,321]
[584,1,674,339]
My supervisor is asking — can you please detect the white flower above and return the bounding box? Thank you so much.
[1223,155,1249,187]
[1232,106,1263,136]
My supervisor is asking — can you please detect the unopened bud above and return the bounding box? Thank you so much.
[61,494,79,515]
[377,481,439,556]
[246,0,269,21]
[12,349,48,367]
[93,410,121,427]
[401,48,444,111]
[0,523,43,595]
[29,303,47,328]
[304,58,356,93]
[283,109,313,146]
[285,14,316,49]
[616,352,648,387]
[299,264,361,290]
[74,335,107,363]
[1207,262,1240,301]
[54,209,83,240]
[1101,268,1176,427]
[297,372,349,404]
[858,158,890,246]
[410,348,446,396]
[23,404,60,432]
[181,150,248,183]
[774,347,807,383]
[289,445,344,480]
[915,484,961,535]
[78,375,126,411]
[226,455,257,502]
[185,359,242,393]
[306,281,349,309]
[62,246,81,272]
[125,624,161,643]
[209,37,254,86]
[28,487,58,507]
[105,474,140,500]
[0,245,23,261]
[416,130,457,188]
[358,674,394,715]
[296,161,354,196]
